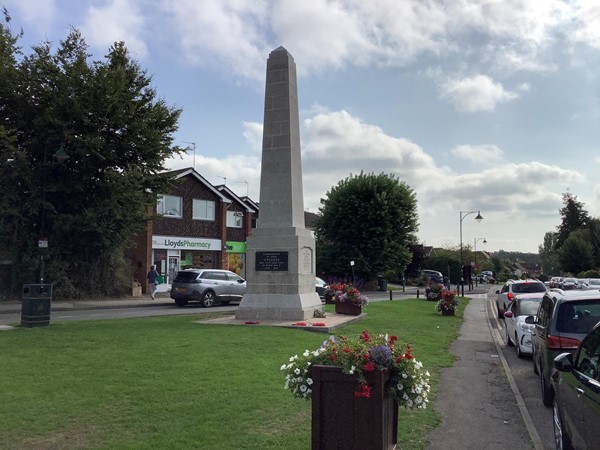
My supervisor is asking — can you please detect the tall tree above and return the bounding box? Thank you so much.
[0,12,182,297]
[556,192,590,248]
[315,172,418,282]
[558,234,593,275]
[538,231,560,276]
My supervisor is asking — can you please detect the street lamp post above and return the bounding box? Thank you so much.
[473,237,487,286]
[459,210,483,297]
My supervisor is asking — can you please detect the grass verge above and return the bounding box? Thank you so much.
[0,297,469,449]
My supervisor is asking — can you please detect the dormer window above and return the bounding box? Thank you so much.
[226,211,243,228]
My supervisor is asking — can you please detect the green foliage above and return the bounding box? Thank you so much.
[422,249,459,283]
[315,172,418,281]
[0,13,182,297]
[556,192,590,249]
[538,231,560,275]
[558,234,594,275]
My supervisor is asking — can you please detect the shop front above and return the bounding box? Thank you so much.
[225,241,247,278]
[151,235,222,286]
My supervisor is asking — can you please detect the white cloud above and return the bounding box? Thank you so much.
[81,0,148,58]
[452,145,505,166]
[3,0,56,25]
[242,121,263,152]
[440,75,519,112]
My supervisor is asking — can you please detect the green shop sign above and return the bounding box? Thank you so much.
[225,241,246,253]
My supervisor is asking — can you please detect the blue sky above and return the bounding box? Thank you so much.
[6,0,600,253]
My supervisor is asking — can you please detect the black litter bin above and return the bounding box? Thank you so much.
[21,284,52,327]
[377,275,387,292]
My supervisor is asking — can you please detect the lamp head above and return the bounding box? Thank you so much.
[474,211,483,222]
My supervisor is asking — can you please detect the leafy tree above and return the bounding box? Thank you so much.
[0,12,182,297]
[315,172,418,282]
[558,234,593,275]
[556,192,590,248]
[404,243,427,278]
[538,231,560,276]
[423,248,460,284]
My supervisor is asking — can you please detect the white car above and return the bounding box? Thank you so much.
[503,293,544,358]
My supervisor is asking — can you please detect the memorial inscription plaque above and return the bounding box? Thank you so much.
[256,251,289,271]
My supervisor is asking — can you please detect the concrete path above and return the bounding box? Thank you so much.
[427,294,541,449]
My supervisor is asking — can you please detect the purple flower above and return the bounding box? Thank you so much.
[370,345,393,367]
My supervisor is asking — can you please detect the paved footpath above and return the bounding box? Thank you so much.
[427,294,542,450]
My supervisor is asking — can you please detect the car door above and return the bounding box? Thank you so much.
[505,300,518,344]
[577,327,600,447]
[225,272,246,301]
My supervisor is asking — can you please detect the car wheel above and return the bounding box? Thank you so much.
[505,327,514,346]
[541,369,554,407]
[515,333,524,358]
[553,399,573,450]
[174,298,188,307]
[497,302,504,319]
[200,290,215,307]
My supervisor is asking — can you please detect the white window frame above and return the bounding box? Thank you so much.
[226,211,244,228]
[193,199,215,221]
[157,195,182,218]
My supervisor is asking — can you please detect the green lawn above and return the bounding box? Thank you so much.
[0,298,468,449]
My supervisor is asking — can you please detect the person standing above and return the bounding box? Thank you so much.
[147,265,159,300]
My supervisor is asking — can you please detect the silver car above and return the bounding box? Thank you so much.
[170,269,246,307]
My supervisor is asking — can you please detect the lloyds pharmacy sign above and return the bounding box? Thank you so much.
[152,235,221,251]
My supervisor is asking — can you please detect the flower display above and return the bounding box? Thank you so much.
[329,283,369,307]
[281,330,430,409]
[435,289,458,313]
[426,283,444,300]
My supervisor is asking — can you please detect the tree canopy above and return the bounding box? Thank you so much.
[314,172,418,282]
[556,192,590,248]
[0,11,182,297]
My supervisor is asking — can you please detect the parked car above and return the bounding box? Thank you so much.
[170,269,246,307]
[503,293,544,358]
[527,289,600,406]
[587,278,600,290]
[550,277,564,289]
[562,277,578,290]
[315,277,330,299]
[495,279,548,318]
[421,269,443,284]
[551,321,600,449]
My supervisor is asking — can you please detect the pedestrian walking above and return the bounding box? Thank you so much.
[147,265,159,300]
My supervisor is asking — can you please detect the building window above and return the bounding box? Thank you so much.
[227,211,244,228]
[193,199,215,221]
[157,195,182,218]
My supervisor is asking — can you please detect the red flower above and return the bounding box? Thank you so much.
[292,322,307,326]
[390,335,398,343]
[360,330,370,342]
[362,361,376,373]
[312,322,326,327]
[354,383,372,398]
[343,347,351,353]
[404,345,414,360]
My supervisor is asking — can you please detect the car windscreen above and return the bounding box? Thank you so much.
[556,300,600,334]
[175,271,200,282]
[517,298,542,316]
[512,283,546,294]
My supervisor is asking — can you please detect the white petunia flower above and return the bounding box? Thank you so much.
[307,378,313,385]
[280,364,287,371]
[303,350,310,357]
[300,385,307,392]
[397,383,403,391]
[294,368,301,375]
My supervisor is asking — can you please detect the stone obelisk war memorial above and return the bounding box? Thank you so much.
[235,47,323,321]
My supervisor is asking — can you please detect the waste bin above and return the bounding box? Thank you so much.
[21,284,52,327]
[377,275,387,292]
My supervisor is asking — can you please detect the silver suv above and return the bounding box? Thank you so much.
[170,269,246,307]
[495,279,547,318]
[527,289,600,406]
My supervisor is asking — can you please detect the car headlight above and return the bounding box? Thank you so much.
[520,323,534,333]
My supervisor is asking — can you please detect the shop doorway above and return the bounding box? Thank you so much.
[168,256,179,285]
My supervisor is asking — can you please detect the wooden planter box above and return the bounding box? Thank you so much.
[441,308,455,316]
[334,302,362,316]
[311,365,398,450]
